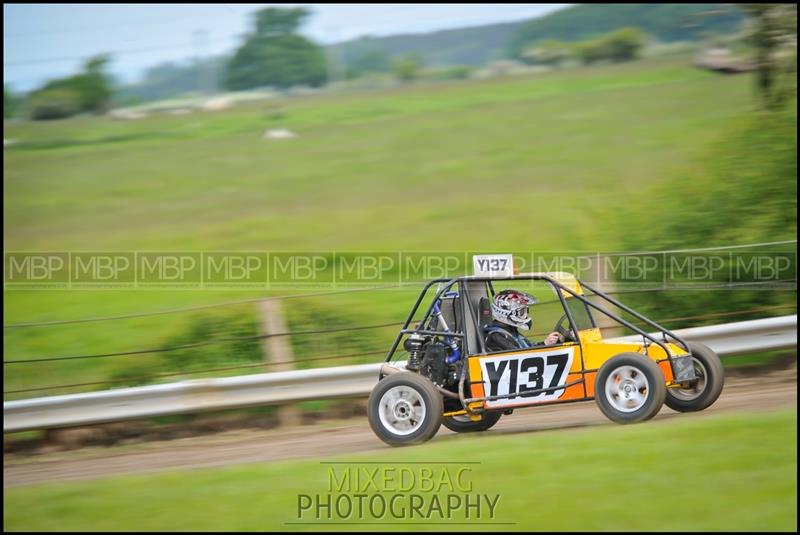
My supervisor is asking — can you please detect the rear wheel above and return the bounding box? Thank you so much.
[665,342,724,412]
[368,372,443,446]
[595,353,666,424]
[442,411,502,433]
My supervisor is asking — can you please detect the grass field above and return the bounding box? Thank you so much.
[4,410,797,531]
[4,58,750,252]
[1,55,774,396]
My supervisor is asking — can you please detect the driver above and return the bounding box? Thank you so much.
[484,289,563,352]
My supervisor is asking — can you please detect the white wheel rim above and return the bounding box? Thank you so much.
[450,414,472,423]
[605,365,650,413]
[670,358,708,401]
[378,385,427,436]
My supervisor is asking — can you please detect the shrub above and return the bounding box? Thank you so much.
[28,88,81,120]
[575,27,647,65]
[614,110,797,326]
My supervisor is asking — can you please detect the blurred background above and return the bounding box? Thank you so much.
[3,3,797,531]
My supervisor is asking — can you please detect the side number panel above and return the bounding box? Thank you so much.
[479,347,575,408]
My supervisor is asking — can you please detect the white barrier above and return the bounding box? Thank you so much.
[607,315,798,356]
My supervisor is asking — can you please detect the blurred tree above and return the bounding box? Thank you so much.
[225,7,328,90]
[28,88,81,120]
[392,53,424,82]
[29,54,113,119]
[574,27,648,65]
[254,7,307,36]
[574,39,607,65]
[73,55,113,112]
[738,4,797,110]
[521,39,571,67]
[4,84,21,118]
[603,27,648,62]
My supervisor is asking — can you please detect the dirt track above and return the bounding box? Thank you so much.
[4,367,796,488]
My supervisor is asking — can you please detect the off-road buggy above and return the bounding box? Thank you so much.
[368,259,724,446]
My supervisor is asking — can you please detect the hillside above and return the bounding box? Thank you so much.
[122,4,745,102]
[507,3,745,56]
[337,19,527,68]
[338,3,745,67]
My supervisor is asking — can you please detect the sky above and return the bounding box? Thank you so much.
[3,3,570,91]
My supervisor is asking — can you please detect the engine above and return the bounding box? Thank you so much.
[406,337,462,391]
[420,342,448,386]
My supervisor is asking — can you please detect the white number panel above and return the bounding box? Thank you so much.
[479,347,575,408]
[472,254,514,277]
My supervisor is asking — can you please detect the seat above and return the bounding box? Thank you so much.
[462,281,490,354]
[478,296,493,331]
[438,294,462,332]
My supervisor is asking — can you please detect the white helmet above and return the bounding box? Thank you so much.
[491,289,537,330]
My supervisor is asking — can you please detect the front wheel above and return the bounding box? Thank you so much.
[442,411,502,433]
[368,372,443,446]
[595,353,666,424]
[665,342,724,412]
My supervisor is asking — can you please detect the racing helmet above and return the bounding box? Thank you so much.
[491,289,537,330]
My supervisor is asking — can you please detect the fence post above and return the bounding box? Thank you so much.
[258,299,303,427]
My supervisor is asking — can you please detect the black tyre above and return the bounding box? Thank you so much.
[368,372,443,446]
[665,342,725,412]
[442,411,502,433]
[595,353,666,424]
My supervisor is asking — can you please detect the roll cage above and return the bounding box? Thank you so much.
[384,273,693,413]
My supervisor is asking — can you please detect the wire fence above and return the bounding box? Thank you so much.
[3,284,417,329]
[3,321,408,364]
[4,303,795,396]
[5,287,797,366]
[4,275,796,330]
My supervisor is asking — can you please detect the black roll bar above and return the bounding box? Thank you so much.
[384,278,458,363]
[386,273,689,364]
[540,276,680,360]
[576,279,691,353]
